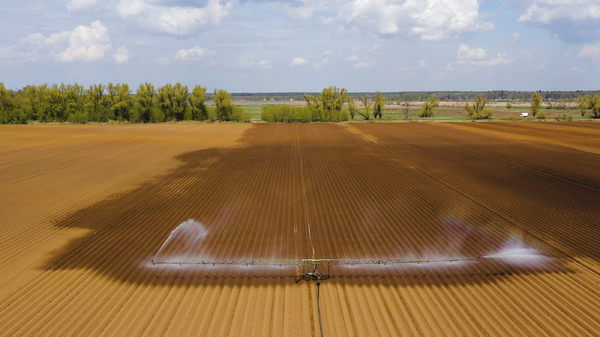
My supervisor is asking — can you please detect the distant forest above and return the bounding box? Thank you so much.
[234,90,600,101]
[1,81,599,124]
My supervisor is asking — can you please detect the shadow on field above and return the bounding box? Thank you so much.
[48,124,577,288]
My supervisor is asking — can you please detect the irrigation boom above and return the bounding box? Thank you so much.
[151,257,482,282]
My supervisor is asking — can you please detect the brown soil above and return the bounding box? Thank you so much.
[0,123,599,336]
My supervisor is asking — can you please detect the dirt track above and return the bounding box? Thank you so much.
[0,123,599,336]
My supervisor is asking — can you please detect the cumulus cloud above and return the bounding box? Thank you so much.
[175,46,216,60]
[56,21,111,62]
[570,66,585,72]
[291,57,308,66]
[452,44,511,68]
[287,0,493,41]
[457,44,486,60]
[117,0,232,35]
[417,59,429,68]
[0,31,70,61]
[579,44,600,58]
[113,46,131,64]
[517,0,600,23]
[0,21,119,63]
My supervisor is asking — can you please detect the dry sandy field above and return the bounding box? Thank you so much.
[1,122,599,336]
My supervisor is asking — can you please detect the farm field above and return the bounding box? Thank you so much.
[1,122,599,336]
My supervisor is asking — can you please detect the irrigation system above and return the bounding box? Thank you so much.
[151,257,483,281]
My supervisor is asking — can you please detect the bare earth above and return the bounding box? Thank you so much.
[0,122,599,336]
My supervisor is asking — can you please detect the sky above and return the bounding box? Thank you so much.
[1,0,600,92]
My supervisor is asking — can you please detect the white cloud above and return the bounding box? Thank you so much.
[175,46,216,60]
[457,44,487,60]
[511,32,521,44]
[281,0,492,41]
[570,66,585,72]
[347,54,361,62]
[417,59,429,68]
[117,0,232,35]
[0,30,71,61]
[455,44,511,67]
[341,0,493,41]
[579,44,600,58]
[67,0,97,12]
[354,60,377,69]
[445,62,454,71]
[517,1,600,23]
[291,57,308,66]
[56,21,111,62]
[485,54,511,66]
[113,46,130,64]
[257,60,272,69]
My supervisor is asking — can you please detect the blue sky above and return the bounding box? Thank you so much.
[1,0,600,92]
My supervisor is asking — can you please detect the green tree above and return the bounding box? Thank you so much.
[465,94,491,119]
[531,92,543,117]
[0,83,14,124]
[420,94,438,117]
[107,83,132,121]
[373,91,384,119]
[577,95,590,116]
[346,97,356,119]
[506,102,512,109]
[189,85,208,120]
[132,83,156,122]
[156,83,190,121]
[303,86,347,111]
[589,95,600,118]
[213,88,232,121]
[357,96,371,120]
[85,84,110,122]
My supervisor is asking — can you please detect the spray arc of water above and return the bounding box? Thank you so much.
[153,219,209,264]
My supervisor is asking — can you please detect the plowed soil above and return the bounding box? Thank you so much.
[1,122,599,336]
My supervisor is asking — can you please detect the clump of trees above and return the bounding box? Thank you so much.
[530,92,543,117]
[420,94,438,117]
[303,86,351,121]
[0,82,250,124]
[577,94,600,118]
[465,94,492,120]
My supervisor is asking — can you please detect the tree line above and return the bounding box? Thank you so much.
[0,82,250,124]
[231,90,600,102]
